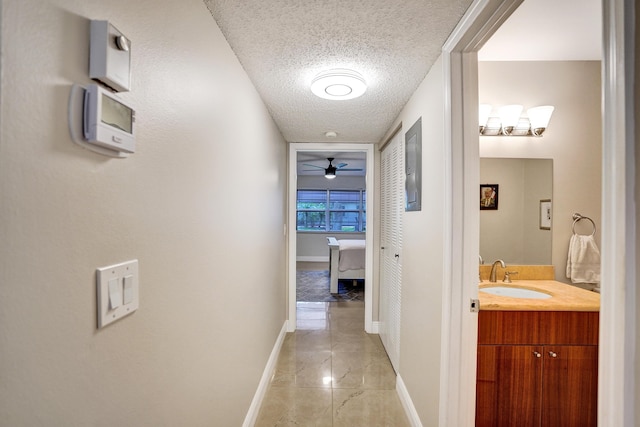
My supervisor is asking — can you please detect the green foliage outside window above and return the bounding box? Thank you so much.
[296,189,366,232]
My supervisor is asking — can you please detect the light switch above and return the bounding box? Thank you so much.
[108,277,122,309]
[123,275,133,304]
[96,259,139,329]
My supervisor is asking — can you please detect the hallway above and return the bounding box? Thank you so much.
[255,301,410,426]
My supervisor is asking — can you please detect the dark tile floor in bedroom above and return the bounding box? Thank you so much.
[254,300,411,426]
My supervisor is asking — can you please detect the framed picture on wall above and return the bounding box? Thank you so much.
[480,184,498,210]
[540,199,552,230]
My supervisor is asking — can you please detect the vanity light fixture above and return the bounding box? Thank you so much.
[479,104,554,137]
[311,69,367,101]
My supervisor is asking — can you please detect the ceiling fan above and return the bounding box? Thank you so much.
[302,157,364,179]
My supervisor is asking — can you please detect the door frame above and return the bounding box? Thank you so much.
[440,0,633,425]
[439,1,523,424]
[598,0,635,424]
[287,143,375,333]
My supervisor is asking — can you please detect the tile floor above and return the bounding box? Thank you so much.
[255,301,410,426]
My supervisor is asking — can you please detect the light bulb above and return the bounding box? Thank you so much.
[479,104,492,134]
[498,104,523,135]
[527,106,554,136]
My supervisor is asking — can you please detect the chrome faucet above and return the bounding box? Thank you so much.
[489,259,506,283]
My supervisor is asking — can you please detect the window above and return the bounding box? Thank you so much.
[297,189,366,232]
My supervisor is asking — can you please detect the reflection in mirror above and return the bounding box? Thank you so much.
[480,158,553,265]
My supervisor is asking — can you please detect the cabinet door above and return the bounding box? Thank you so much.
[542,345,598,427]
[476,345,543,427]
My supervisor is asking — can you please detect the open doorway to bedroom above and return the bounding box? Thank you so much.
[287,143,375,333]
[295,151,367,304]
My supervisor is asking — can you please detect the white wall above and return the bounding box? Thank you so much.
[297,232,364,260]
[0,1,287,425]
[378,55,446,426]
[479,61,602,284]
[298,175,365,190]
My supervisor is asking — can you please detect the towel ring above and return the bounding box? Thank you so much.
[572,213,596,236]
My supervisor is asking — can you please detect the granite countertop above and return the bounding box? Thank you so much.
[478,280,600,311]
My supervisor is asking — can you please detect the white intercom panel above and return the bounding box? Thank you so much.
[89,20,131,92]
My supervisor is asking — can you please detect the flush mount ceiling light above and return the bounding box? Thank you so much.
[311,69,367,101]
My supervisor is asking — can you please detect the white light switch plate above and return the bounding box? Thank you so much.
[96,259,139,328]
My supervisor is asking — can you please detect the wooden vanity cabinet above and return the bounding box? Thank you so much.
[476,311,598,427]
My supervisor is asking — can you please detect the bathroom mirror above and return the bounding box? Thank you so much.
[480,158,553,265]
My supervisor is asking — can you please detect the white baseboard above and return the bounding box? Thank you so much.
[371,321,380,334]
[296,256,329,262]
[242,321,288,427]
[396,374,423,427]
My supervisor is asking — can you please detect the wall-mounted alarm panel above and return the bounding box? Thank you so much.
[89,20,131,92]
[83,84,136,153]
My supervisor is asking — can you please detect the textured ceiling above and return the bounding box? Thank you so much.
[204,0,473,143]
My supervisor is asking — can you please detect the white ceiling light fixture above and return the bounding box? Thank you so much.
[311,69,367,101]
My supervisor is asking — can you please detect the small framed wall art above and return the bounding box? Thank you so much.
[480,184,498,210]
[540,199,552,230]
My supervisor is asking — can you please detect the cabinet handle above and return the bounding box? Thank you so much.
[533,351,541,358]
[548,351,558,358]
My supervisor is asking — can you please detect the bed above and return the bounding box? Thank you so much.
[326,237,366,294]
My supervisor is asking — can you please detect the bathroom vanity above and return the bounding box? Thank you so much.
[475,279,600,427]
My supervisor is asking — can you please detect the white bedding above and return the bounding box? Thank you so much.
[327,236,365,294]
[337,239,366,271]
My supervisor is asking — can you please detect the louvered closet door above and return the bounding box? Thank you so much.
[380,130,403,373]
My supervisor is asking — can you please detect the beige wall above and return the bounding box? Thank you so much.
[378,55,445,426]
[0,0,286,425]
[479,61,602,284]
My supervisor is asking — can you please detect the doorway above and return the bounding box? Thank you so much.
[295,151,366,304]
[441,0,630,425]
[287,143,375,333]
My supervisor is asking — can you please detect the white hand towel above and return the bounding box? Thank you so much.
[566,234,601,284]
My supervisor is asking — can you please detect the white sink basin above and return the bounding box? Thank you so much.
[480,286,552,299]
